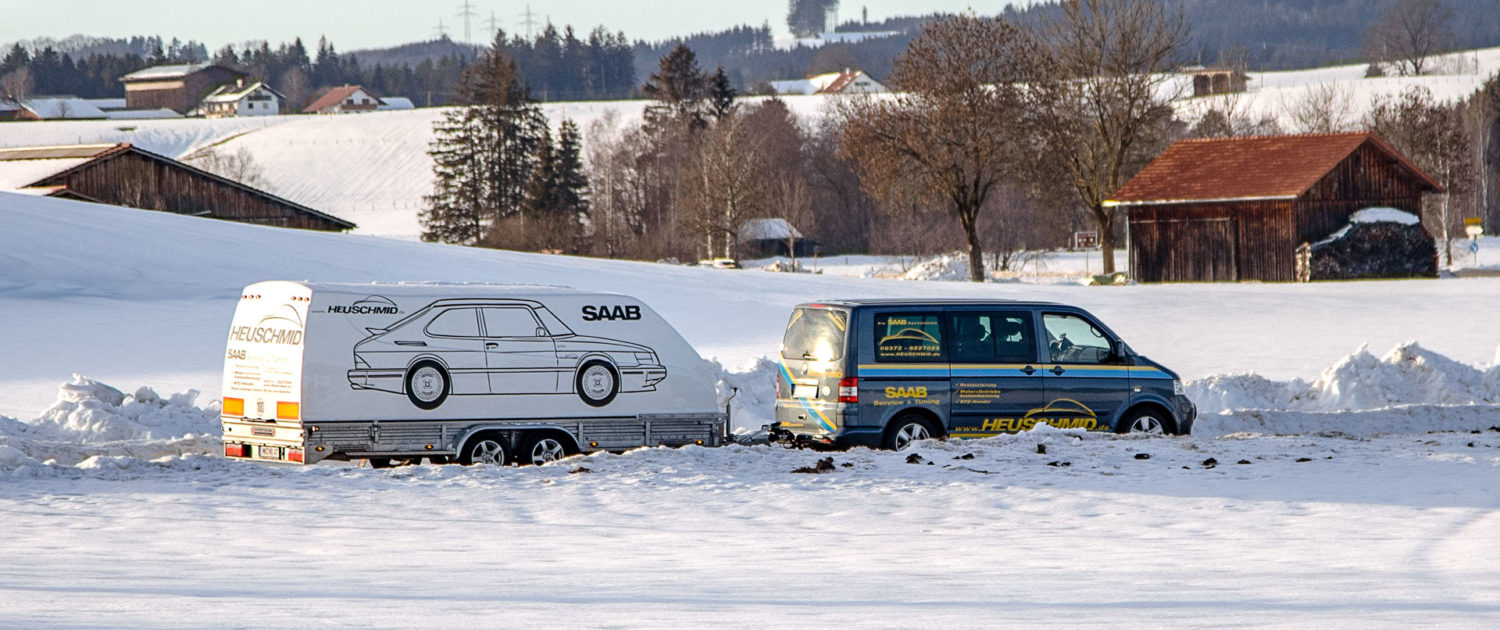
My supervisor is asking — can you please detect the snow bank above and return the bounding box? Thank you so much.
[0,375,220,473]
[1188,341,1500,415]
[902,253,971,281]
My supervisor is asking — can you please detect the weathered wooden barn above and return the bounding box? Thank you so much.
[0,143,354,231]
[1106,132,1442,282]
[119,64,245,114]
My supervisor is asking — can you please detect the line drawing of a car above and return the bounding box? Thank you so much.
[346,298,667,410]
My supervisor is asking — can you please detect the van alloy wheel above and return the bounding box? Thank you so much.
[1118,409,1170,435]
[886,417,933,451]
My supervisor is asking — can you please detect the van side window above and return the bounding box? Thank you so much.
[874,313,945,362]
[949,312,1035,363]
[426,308,480,337]
[1042,313,1114,364]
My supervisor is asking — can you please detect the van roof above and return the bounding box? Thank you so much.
[798,298,1072,309]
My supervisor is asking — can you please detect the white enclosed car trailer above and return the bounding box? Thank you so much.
[221,282,727,466]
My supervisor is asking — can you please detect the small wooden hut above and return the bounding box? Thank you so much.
[1106,132,1442,282]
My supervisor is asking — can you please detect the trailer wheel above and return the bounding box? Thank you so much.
[405,360,449,410]
[519,432,577,466]
[576,360,619,407]
[459,433,509,466]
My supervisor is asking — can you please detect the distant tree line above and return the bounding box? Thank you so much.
[1,36,206,99]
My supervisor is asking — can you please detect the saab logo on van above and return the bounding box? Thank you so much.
[329,295,399,315]
[582,305,641,321]
[885,386,929,398]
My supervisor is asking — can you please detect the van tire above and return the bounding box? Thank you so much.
[405,360,449,410]
[459,432,509,466]
[884,414,937,451]
[519,432,577,466]
[1117,406,1172,435]
[576,360,619,407]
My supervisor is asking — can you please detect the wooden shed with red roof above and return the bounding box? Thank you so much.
[1105,132,1443,282]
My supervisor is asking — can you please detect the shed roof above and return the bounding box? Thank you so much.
[1106,132,1443,207]
[119,64,241,82]
[0,143,354,230]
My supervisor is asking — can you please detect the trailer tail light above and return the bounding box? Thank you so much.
[223,397,244,417]
[288,449,304,463]
[775,374,781,398]
[224,444,248,458]
[837,377,858,403]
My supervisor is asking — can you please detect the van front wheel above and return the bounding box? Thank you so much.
[1117,408,1170,435]
[884,415,936,451]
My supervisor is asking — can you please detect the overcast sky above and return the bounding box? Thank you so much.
[4,0,1036,51]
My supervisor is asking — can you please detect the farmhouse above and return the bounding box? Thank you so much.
[200,80,286,118]
[0,143,354,231]
[768,69,887,95]
[119,64,246,114]
[303,85,383,114]
[1106,132,1442,283]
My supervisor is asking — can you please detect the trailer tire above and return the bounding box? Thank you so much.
[459,433,510,466]
[519,431,577,466]
[368,457,422,468]
[405,360,449,410]
[576,360,619,407]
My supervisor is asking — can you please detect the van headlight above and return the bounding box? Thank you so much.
[1173,379,1184,396]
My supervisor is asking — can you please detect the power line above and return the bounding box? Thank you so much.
[456,0,478,44]
[433,18,447,41]
[519,4,540,39]
[487,10,502,42]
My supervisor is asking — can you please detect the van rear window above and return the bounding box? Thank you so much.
[781,308,847,361]
[875,314,945,361]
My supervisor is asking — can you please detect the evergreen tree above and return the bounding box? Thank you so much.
[554,119,591,220]
[421,32,548,246]
[708,67,736,119]
[643,44,710,131]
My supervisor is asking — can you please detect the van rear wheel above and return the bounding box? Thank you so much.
[884,415,936,451]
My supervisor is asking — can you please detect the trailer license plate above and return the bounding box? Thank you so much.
[793,384,818,398]
[259,445,283,460]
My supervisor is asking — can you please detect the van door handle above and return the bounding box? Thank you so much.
[1021,366,1036,375]
[486,342,498,349]
[1050,365,1066,375]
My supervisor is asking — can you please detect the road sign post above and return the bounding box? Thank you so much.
[1074,231,1098,276]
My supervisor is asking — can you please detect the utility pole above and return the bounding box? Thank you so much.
[519,4,540,39]
[487,10,502,41]
[456,0,477,44]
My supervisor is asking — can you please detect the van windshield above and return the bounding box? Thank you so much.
[781,308,848,362]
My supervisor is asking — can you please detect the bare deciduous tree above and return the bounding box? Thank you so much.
[1282,81,1359,134]
[183,147,272,191]
[1368,0,1455,77]
[1184,90,1280,138]
[1366,86,1476,267]
[838,15,1042,282]
[1025,0,1189,275]
[681,113,765,260]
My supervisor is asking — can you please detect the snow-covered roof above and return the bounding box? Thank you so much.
[303,85,382,113]
[118,64,232,82]
[103,108,182,120]
[202,81,285,104]
[0,144,122,191]
[769,69,885,95]
[20,97,107,120]
[84,98,127,110]
[377,97,414,110]
[739,218,803,242]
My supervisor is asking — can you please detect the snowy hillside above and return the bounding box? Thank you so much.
[3,193,1500,627]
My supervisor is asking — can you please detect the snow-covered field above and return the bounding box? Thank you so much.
[6,45,1500,242]
[3,191,1500,627]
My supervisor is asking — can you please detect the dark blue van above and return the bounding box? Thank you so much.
[770,299,1195,450]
